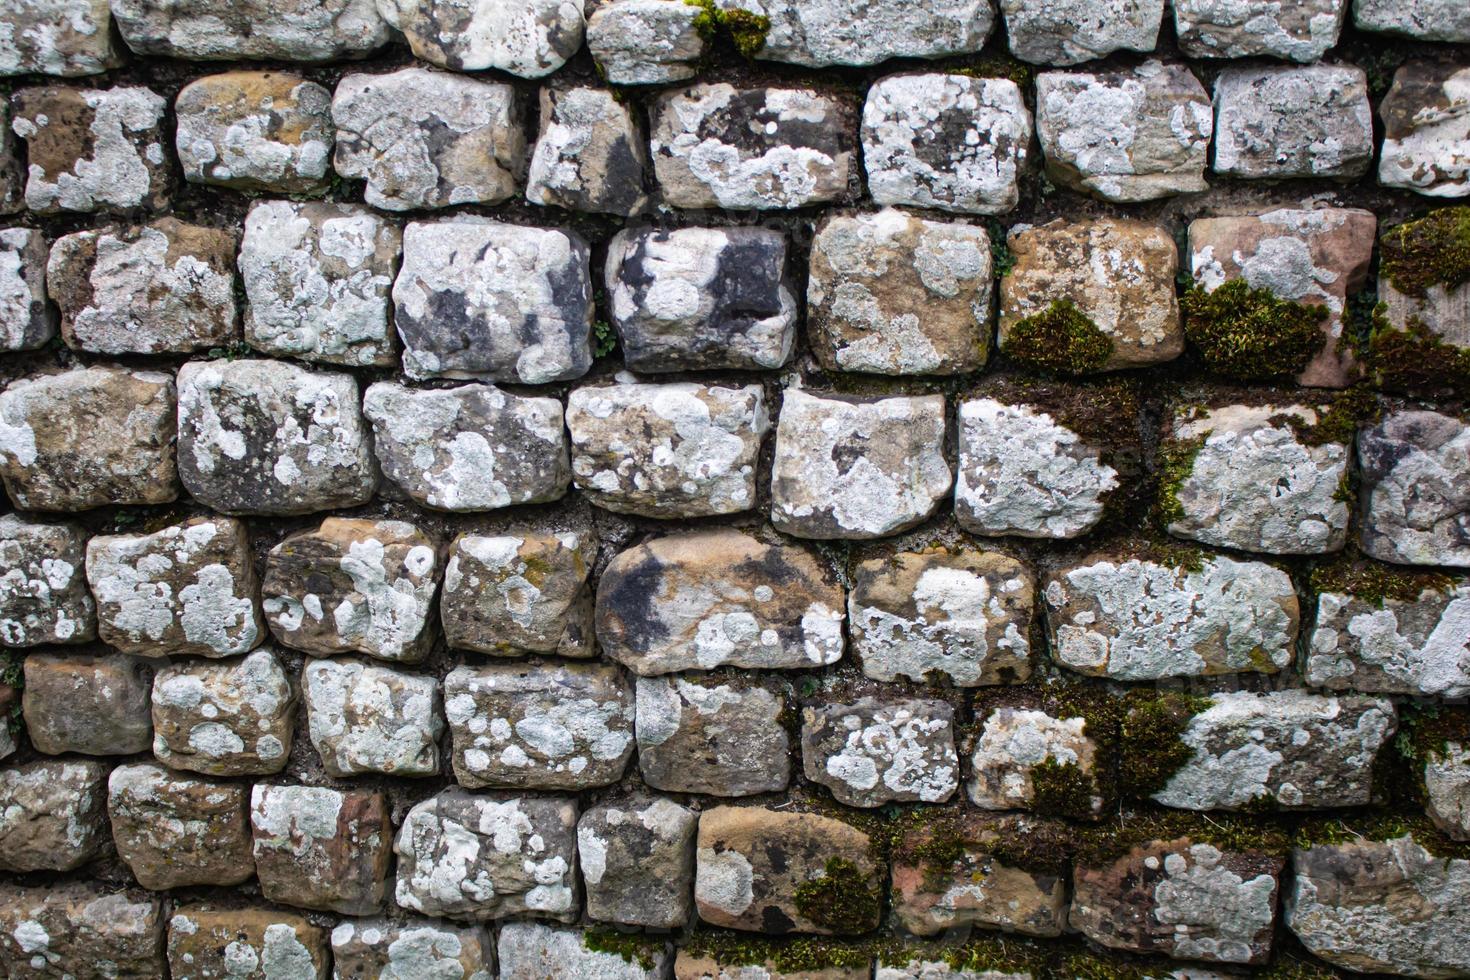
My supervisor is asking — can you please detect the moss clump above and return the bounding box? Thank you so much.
[683,0,770,56]
[1071,810,1290,868]
[582,929,660,969]
[1309,556,1454,607]
[1271,386,1382,448]
[679,931,874,972]
[1361,310,1470,399]
[1294,811,1470,861]
[1028,759,1098,821]
[1180,279,1327,381]
[1153,435,1205,529]
[1380,207,1470,298]
[1002,298,1114,375]
[792,857,882,934]
[0,651,20,738]
[1118,690,1212,800]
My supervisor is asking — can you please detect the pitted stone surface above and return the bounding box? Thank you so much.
[107,762,254,890]
[500,922,670,980]
[394,219,593,384]
[1044,553,1299,680]
[22,651,153,755]
[1358,410,1470,567]
[151,648,296,776]
[240,200,400,367]
[442,530,595,658]
[567,381,768,518]
[586,0,706,85]
[1426,742,1470,841]
[579,795,697,927]
[1379,63,1470,199]
[968,706,1103,814]
[808,208,992,376]
[250,783,391,915]
[596,529,845,675]
[606,226,796,372]
[1212,66,1374,180]
[444,660,635,790]
[802,697,959,808]
[1354,0,1470,41]
[166,906,328,980]
[862,74,1031,215]
[332,68,524,211]
[1175,0,1346,61]
[176,358,377,516]
[0,228,56,350]
[0,515,95,646]
[364,382,569,512]
[394,790,579,921]
[379,0,586,77]
[0,758,109,871]
[174,72,333,193]
[716,0,993,66]
[331,919,495,980]
[1307,580,1470,696]
[1001,0,1162,65]
[110,0,390,60]
[0,883,164,979]
[303,658,443,777]
[528,87,647,216]
[650,84,856,210]
[636,674,790,796]
[0,0,123,76]
[849,549,1033,687]
[263,517,438,663]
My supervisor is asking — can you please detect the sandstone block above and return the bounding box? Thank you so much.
[107,761,254,890]
[1212,66,1373,180]
[499,922,670,980]
[0,883,163,979]
[175,72,333,193]
[1354,0,1470,41]
[110,0,390,60]
[0,228,56,350]
[0,514,95,646]
[968,705,1106,816]
[23,651,152,755]
[0,0,122,76]
[380,0,585,77]
[580,795,697,928]
[167,906,328,980]
[528,87,647,216]
[1002,0,1161,65]
[331,919,495,979]
[802,697,959,808]
[1380,63,1470,198]
[151,649,295,776]
[718,0,992,66]
[303,658,442,777]
[0,758,109,871]
[636,674,790,797]
[250,783,391,915]
[442,530,595,658]
[1359,410,1470,567]
[587,0,706,84]
[1175,0,1345,60]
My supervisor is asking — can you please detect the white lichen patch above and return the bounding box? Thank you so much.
[1150,844,1279,963]
[303,659,443,777]
[803,698,959,807]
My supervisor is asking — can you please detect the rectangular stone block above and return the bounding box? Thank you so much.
[250,783,392,915]
[0,758,109,871]
[636,674,790,797]
[0,883,163,979]
[167,905,328,980]
[0,514,95,646]
[107,761,254,890]
[302,658,442,777]
[441,530,595,658]
[23,651,153,755]
[151,649,296,776]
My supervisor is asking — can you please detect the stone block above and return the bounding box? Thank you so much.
[580,795,697,928]
[1212,66,1373,180]
[174,72,333,193]
[527,86,647,216]
[636,673,790,796]
[0,883,163,979]
[250,783,391,915]
[302,658,442,777]
[110,0,390,60]
[107,761,254,890]
[151,649,295,776]
[0,514,95,646]
[0,758,109,871]
[166,906,328,980]
[380,0,585,77]
[441,531,595,658]
[22,651,152,755]
[0,228,57,350]
[802,697,959,807]
[1359,409,1470,567]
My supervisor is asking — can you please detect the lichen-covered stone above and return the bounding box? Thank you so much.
[1375,211,1470,357]
[0,759,109,871]
[1426,742,1470,841]
[567,381,768,518]
[394,790,579,922]
[107,761,254,890]
[1354,0,1470,41]
[23,651,152,755]
[174,72,333,194]
[394,219,593,384]
[771,390,950,540]
[444,661,634,790]
[10,85,170,213]
[331,68,524,211]
[596,529,845,675]
[802,697,958,808]
[1379,63,1470,199]
[1307,579,1470,696]
[442,530,595,658]
[1212,66,1373,180]
[1153,690,1394,810]
[676,953,868,979]
[719,0,992,66]
[331,919,494,980]
[302,658,442,777]
[650,83,856,210]
[636,674,790,796]
[1044,553,1299,680]
[0,365,178,511]
[250,783,391,915]
[0,228,56,350]
[1174,0,1345,60]
[528,87,647,216]
[363,382,569,512]
[580,795,697,928]
[262,517,438,663]
[167,906,328,980]
[808,208,992,376]
[379,0,585,77]
[1036,62,1211,203]
[1358,410,1470,568]
[606,226,795,372]
[0,515,95,646]
[1002,0,1162,65]
[862,74,1031,215]
[151,649,296,776]
[968,706,1104,814]
[499,922,670,980]
[0,883,164,979]
[176,359,377,516]
[586,0,706,85]
[0,0,123,76]
[110,0,390,61]
[86,516,263,658]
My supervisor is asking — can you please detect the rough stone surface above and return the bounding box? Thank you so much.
[968,705,1104,814]
[802,697,959,808]
[175,72,333,193]
[332,68,524,211]
[1379,63,1470,199]
[151,648,296,776]
[110,0,390,60]
[636,673,790,796]
[1212,66,1374,180]
[676,953,868,979]
[107,761,254,890]
[528,86,647,216]
[0,514,95,646]
[167,906,328,980]
[580,795,697,928]
[0,883,164,979]
[380,0,585,77]
[0,228,57,350]
[1426,742,1470,841]
[1002,0,1162,65]
[22,651,153,755]
[862,74,1031,215]
[596,529,845,674]
[0,759,109,871]
[1307,580,1470,696]
[499,922,670,980]
[331,919,495,980]
[302,658,443,777]
[442,530,595,658]
[250,783,391,914]
[1175,0,1346,61]
[1354,0,1470,41]
[586,0,706,85]
[0,0,123,76]
[720,0,993,66]
[1358,410,1470,568]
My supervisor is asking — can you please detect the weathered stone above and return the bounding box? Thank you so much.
[1379,63,1470,198]
[499,922,670,980]
[719,0,992,66]
[1288,834,1470,977]
[606,226,795,372]
[1358,410,1470,567]
[442,531,594,658]
[968,705,1104,814]
[0,228,56,350]
[332,68,524,211]
[1376,210,1470,357]
[650,84,856,210]
[380,0,584,76]
[331,919,494,979]
[250,783,391,915]
[580,795,697,928]
[1188,207,1377,387]
[1036,62,1212,203]
[1354,0,1470,41]
[363,382,569,512]
[0,105,17,214]
[528,87,647,216]
[998,217,1182,372]
[10,85,170,213]
[394,790,579,921]
[862,74,1031,215]
[1002,0,1162,65]
[1044,553,1299,680]
[696,806,880,935]
[151,649,296,776]
[0,883,164,979]
[395,219,592,383]
[876,961,1029,980]
[110,0,389,60]
[0,514,94,646]
[1307,577,1470,696]
[107,761,253,890]
[0,0,123,76]
[0,759,109,871]
[567,381,767,518]
[636,674,790,796]
[808,208,991,376]
[1212,66,1373,180]
[0,365,177,511]
[262,518,437,663]
[1174,0,1345,60]
[175,72,333,194]
[176,359,377,516]
[771,390,950,540]
[444,661,634,790]
[849,550,1033,687]
[597,529,845,675]
[167,906,328,980]
[86,516,263,658]
[1073,839,1283,964]
[586,0,706,84]
[1154,690,1394,810]
[677,953,868,980]
[22,651,152,755]
[302,658,442,777]
[1426,741,1470,841]
[802,697,958,808]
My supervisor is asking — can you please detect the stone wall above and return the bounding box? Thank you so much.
[0,0,1467,977]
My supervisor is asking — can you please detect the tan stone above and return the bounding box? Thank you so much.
[167,906,328,980]
[151,649,296,776]
[175,72,333,193]
[22,651,153,755]
[108,762,254,890]
[442,530,595,657]
[250,784,392,914]
[0,882,164,980]
[0,758,110,871]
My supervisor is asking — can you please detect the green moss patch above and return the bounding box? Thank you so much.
[1118,690,1211,800]
[1293,811,1470,861]
[1002,298,1114,375]
[1361,310,1470,399]
[1310,555,1454,607]
[680,931,876,972]
[1153,434,1205,529]
[1180,279,1327,381]
[1270,386,1382,448]
[684,0,770,57]
[1071,810,1291,868]
[1380,207,1470,298]
[583,928,662,969]
[792,857,882,934]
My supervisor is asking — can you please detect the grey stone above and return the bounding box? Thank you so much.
[442,530,595,658]
[862,73,1031,215]
[0,0,123,76]
[771,390,951,540]
[1307,577,1470,696]
[22,651,153,755]
[1002,0,1162,65]
[528,87,647,216]
[679,953,869,979]
[0,758,109,871]
[606,226,795,372]
[969,705,1104,814]
[379,0,585,76]
[650,83,856,210]
[107,761,254,890]
[1359,410,1470,567]
[394,219,592,384]
[579,795,697,928]
[1212,66,1373,180]
[1426,741,1470,841]
[110,0,390,60]
[716,0,993,66]
[802,697,959,808]
[331,919,495,979]
[0,515,95,646]
[1175,0,1346,60]
[1354,0,1470,41]
[1379,63,1470,198]
[332,68,524,211]
[302,658,443,777]
[167,906,328,980]
[176,359,377,516]
[0,883,164,979]
[151,648,296,776]
[636,673,790,796]
[586,0,706,85]
[877,961,1029,980]
[174,72,333,193]
[0,228,56,350]
[499,922,670,980]
[250,783,391,915]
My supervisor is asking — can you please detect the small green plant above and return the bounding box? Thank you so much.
[206,342,253,361]
[684,0,770,57]
[592,320,619,359]
[1002,298,1114,375]
[1153,435,1205,528]
[1180,279,1327,380]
